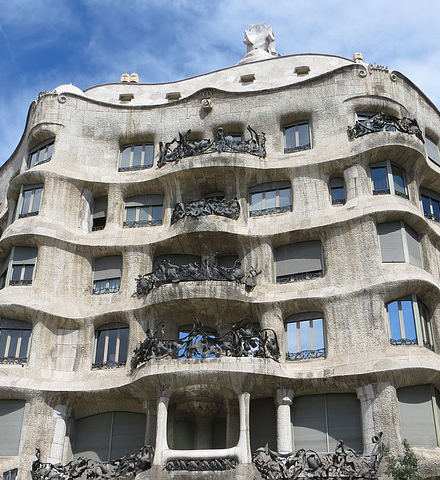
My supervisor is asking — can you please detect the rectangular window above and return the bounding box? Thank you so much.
[119,144,154,172]
[93,256,122,295]
[18,185,43,219]
[92,196,107,231]
[0,399,25,456]
[387,295,433,350]
[93,323,128,368]
[421,188,440,222]
[329,178,345,205]
[27,140,54,168]
[370,161,408,198]
[0,318,31,364]
[275,241,323,283]
[9,247,37,286]
[249,181,292,217]
[124,194,164,227]
[286,313,325,361]
[377,221,422,267]
[357,112,396,132]
[426,136,440,166]
[284,122,311,153]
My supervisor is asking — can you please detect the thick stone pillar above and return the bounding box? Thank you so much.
[356,384,375,455]
[47,405,69,465]
[153,393,170,465]
[258,304,284,362]
[237,391,252,464]
[275,388,294,453]
[144,400,157,447]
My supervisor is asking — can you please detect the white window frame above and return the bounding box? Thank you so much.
[124,204,163,227]
[249,182,292,217]
[425,135,440,166]
[285,312,325,361]
[93,323,128,368]
[118,143,154,172]
[27,139,54,169]
[284,121,311,153]
[421,188,440,222]
[15,184,43,220]
[370,160,408,198]
[387,295,434,350]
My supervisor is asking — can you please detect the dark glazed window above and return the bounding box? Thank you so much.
[421,188,440,222]
[370,161,408,198]
[93,323,128,368]
[426,136,440,166]
[92,197,107,231]
[27,140,54,168]
[284,122,311,153]
[124,195,163,227]
[92,256,122,294]
[18,184,43,219]
[249,181,292,217]
[6,247,38,286]
[0,318,31,364]
[119,143,154,171]
[285,312,325,361]
[329,178,345,205]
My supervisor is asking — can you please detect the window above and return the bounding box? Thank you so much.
[387,295,433,350]
[92,196,107,231]
[93,323,128,368]
[286,312,325,361]
[426,135,440,166]
[27,140,54,168]
[370,161,408,198]
[73,412,145,461]
[357,112,396,132]
[92,256,122,295]
[329,178,345,205]
[0,400,25,456]
[421,188,440,222]
[0,247,38,289]
[377,221,422,267]
[249,181,292,217]
[398,385,440,447]
[292,394,362,452]
[124,194,164,227]
[0,318,31,365]
[17,184,43,219]
[275,241,323,283]
[119,143,154,171]
[284,122,311,153]
[178,324,217,358]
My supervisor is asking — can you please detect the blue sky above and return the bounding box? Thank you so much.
[1,0,440,164]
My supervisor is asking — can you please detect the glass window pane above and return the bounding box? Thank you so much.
[299,321,311,352]
[44,143,53,161]
[138,207,149,222]
[313,319,324,350]
[0,333,8,358]
[95,331,105,363]
[108,278,120,293]
[8,331,18,358]
[371,167,389,191]
[125,207,136,223]
[401,300,417,342]
[29,152,39,168]
[250,192,263,211]
[297,123,310,147]
[21,191,32,215]
[388,301,402,341]
[422,196,431,217]
[31,188,43,213]
[285,126,296,149]
[331,186,345,203]
[23,265,34,282]
[265,190,277,209]
[286,323,298,355]
[132,146,142,167]
[11,266,22,282]
[279,188,291,208]
[143,144,154,167]
[19,330,31,359]
[120,147,131,168]
[392,166,406,195]
[107,329,117,363]
[432,200,440,219]
[118,328,129,364]
[151,206,162,223]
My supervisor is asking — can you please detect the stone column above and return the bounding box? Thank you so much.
[153,393,170,465]
[105,183,123,229]
[258,304,284,362]
[275,388,294,453]
[237,391,252,464]
[356,384,376,455]
[47,405,69,465]
[144,400,157,447]
[226,397,240,447]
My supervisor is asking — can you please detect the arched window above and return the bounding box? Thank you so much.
[119,143,154,171]
[93,323,128,368]
[0,318,31,364]
[285,312,325,361]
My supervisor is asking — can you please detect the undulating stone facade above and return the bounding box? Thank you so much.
[1,24,440,480]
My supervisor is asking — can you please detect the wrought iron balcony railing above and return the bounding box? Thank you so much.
[286,348,325,361]
[171,198,240,224]
[276,270,323,284]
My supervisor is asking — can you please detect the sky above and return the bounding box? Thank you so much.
[0,0,440,164]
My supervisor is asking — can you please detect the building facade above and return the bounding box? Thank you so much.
[1,24,440,479]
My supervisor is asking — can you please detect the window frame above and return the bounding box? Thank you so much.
[92,256,122,295]
[249,181,292,217]
[93,322,129,368]
[275,240,324,283]
[425,135,440,166]
[16,184,43,220]
[329,177,346,205]
[123,194,164,228]
[1,247,38,288]
[91,196,107,232]
[285,312,326,361]
[0,318,32,365]
[27,139,54,169]
[421,188,440,222]
[370,160,408,199]
[118,143,154,172]
[284,121,311,153]
[387,295,434,350]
